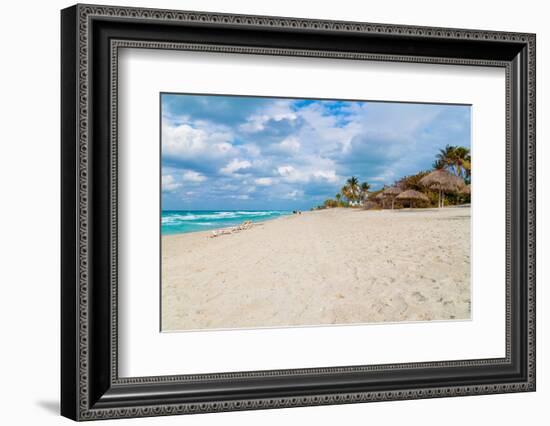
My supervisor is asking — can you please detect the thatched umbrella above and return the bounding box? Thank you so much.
[374,192,386,208]
[383,186,402,210]
[396,189,429,208]
[419,169,465,208]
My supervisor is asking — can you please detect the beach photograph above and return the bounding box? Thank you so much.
[161,93,471,331]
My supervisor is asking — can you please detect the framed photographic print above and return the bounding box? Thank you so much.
[61,4,536,421]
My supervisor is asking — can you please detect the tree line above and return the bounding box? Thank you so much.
[316,145,471,210]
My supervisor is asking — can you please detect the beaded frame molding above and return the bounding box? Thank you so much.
[61,4,536,421]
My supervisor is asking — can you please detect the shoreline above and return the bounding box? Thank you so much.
[161,211,298,238]
[161,205,470,238]
[162,207,471,331]
[161,210,293,237]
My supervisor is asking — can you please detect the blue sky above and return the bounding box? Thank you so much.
[161,94,470,211]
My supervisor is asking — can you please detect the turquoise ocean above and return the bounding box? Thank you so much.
[161,210,292,235]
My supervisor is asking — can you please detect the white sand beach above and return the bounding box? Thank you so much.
[162,207,471,331]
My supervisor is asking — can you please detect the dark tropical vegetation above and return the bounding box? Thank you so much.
[315,145,471,210]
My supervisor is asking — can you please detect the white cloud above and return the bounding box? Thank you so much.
[254,177,273,186]
[277,165,312,183]
[277,165,296,177]
[312,170,338,183]
[294,103,359,154]
[221,159,252,174]
[227,194,250,200]
[182,170,206,182]
[277,164,338,184]
[239,100,297,132]
[161,174,181,192]
[239,116,268,133]
[277,136,301,153]
[162,121,235,160]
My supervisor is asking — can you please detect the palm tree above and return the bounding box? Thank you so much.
[435,145,471,182]
[345,176,360,204]
[335,193,342,206]
[341,185,351,203]
[435,145,456,169]
[451,146,470,179]
[433,158,445,170]
[360,182,370,202]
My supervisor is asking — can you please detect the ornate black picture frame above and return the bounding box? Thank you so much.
[61,4,536,421]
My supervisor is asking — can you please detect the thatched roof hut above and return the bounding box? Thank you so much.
[419,169,464,191]
[382,186,402,210]
[374,192,386,208]
[419,169,465,208]
[397,189,429,201]
[383,186,402,196]
[396,189,429,208]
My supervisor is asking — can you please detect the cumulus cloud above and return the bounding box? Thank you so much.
[182,170,206,182]
[276,136,301,153]
[312,170,338,183]
[221,159,252,175]
[162,121,235,164]
[239,100,297,133]
[276,164,339,184]
[161,174,181,192]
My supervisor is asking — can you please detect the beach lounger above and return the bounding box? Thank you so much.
[210,221,253,237]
